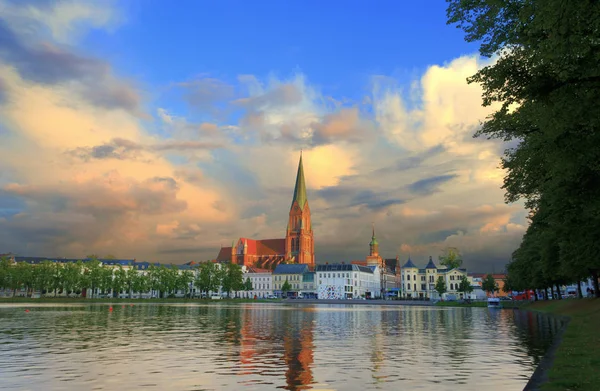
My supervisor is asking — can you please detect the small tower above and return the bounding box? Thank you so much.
[366,223,383,268]
[369,223,379,257]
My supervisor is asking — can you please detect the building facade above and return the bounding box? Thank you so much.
[272,264,310,298]
[401,257,477,300]
[214,153,315,270]
[350,226,400,298]
[238,266,273,298]
[316,263,381,299]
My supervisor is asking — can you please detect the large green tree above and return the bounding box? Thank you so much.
[85,260,102,299]
[438,247,463,270]
[221,263,244,298]
[447,0,600,296]
[482,274,499,296]
[435,276,447,299]
[0,257,12,292]
[195,262,222,297]
[457,275,474,297]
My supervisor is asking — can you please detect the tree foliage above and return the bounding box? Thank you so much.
[435,276,447,298]
[457,275,474,296]
[482,274,499,295]
[0,259,226,299]
[438,247,463,270]
[447,0,600,297]
[281,279,291,295]
[221,263,244,297]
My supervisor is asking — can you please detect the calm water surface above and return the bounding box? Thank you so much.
[0,303,562,391]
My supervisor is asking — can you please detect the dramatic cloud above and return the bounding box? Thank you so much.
[407,174,459,196]
[0,2,527,271]
[0,2,141,115]
[68,138,225,161]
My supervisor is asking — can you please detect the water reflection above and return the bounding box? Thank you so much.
[0,304,560,391]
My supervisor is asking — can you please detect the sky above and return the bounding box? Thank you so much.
[0,0,528,272]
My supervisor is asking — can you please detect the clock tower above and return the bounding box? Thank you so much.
[285,152,314,268]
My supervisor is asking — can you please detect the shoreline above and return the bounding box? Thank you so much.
[520,299,599,391]
[523,313,570,391]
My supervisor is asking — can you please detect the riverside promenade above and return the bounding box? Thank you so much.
[283,299,435,306]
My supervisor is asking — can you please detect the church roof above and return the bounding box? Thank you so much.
[292,153,308,210]
[216,247,232,262]
[241,238,286,256]
[425,256,437,269]
[402,258,417,268]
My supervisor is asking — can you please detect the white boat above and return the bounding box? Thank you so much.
[487,297,501,308]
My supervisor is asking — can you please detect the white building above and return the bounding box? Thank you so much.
[237,266,273,298]
[401,257,477,300]
[316,264,381,299]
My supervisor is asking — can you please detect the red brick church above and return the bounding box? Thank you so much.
[215,153,315,269]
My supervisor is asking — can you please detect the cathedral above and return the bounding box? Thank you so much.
[215,153,315,269]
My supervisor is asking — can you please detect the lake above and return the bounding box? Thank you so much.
[0,303,562,390]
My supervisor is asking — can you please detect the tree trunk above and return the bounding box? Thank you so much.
[577,280,583,299]
[533,290,538,301]
[556,283,562,300]
[591,270,600,298]
[550,285,555,300]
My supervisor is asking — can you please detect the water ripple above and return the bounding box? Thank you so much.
[0,303,561,391]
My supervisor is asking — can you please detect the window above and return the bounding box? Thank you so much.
[421,284,426,290]
[414,284,416,291]
[407,275,411,281]
[421,276,425,281]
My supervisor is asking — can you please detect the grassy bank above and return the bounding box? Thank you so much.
[0,297,282,304]
[525,298,600,391]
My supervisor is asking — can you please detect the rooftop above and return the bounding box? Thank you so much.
[272,264,310,275]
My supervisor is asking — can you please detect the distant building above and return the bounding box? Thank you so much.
[238,266,273,299]
[350,225,400,298]
[214,153,315,270]
[469,273,509,297]
[272,264,310,298]
[315,263,381,299]
[401,257,478,300]
[301,271,317,299]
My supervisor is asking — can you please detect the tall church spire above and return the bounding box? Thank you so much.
[285,152,314,268]
[292,152,308,210]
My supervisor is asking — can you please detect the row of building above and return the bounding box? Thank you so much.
[1,253,489,300]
